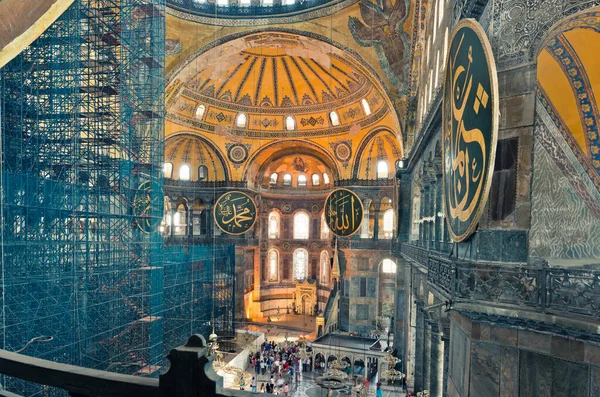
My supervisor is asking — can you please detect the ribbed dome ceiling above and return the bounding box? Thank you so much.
[188,46,367,109]
[167,32,391,139]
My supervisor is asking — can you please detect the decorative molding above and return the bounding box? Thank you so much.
[166,0,358,27]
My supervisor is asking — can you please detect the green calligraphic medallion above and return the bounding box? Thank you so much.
[324,188,363,237]
[442,19,499,242]
[133,180,162,234]
[214,191,258,235]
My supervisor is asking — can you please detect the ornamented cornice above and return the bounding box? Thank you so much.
[166,0,358,27]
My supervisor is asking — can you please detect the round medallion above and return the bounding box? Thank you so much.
[324,188,364,237]
[311,205,320,213]
[282,242,291,251]
[442,19,499,242]
[214,191,258,235]
[133,180,162,234]
[282,204,292,213]
[334,142,352,162]
[227,144,248,164]
[261,242,268,251]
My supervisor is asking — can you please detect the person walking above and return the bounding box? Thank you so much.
[252,377,257,393]
[376,382,383,397]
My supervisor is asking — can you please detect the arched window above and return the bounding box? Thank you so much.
[216,0,228,5]
[262,0,273,5]
[320,251,329,285]
[435,50,440,87]
[293,249,309,280]
[361,99,371,116]
[383,208,394,238]
[312,174,320,186]
[433,0,438,42]
[377,161,388,179]
[293,212,309,239]
[285,116,295,131]
[179,164,191,181]
[163,162,173,179]
[239,0,251,5]
[174,204,187,236]
[321,212,330,239]
[195,105,206,120]
[382,259,397,274]
[198,165,208,181]
[323,173,330,184]
[282,0,294,4]
[236,113,247,128]
[329,111,340,126]
[283,173,292,186]
[438,0,444,26]
[443,28,449,69]
[268,249,279,281]
[268,211,280,239]
[270,172,278,185]
[298,175,307,187]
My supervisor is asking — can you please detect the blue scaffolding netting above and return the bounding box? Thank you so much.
[0,1,234,395]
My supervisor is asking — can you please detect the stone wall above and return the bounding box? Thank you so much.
[447,311,600,397]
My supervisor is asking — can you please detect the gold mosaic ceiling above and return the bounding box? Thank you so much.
[166,31,403,182]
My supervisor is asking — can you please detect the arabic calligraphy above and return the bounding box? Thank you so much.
[133,180,161,234]
[214,191,258,235]
[324,189,363,237]
[442,20,498,242]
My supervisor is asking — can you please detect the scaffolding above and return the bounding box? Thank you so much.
[0,1,235,395]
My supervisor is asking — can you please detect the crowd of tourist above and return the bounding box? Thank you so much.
[246,339,311,395]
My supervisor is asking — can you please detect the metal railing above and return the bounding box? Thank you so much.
[399,243,600,320]
[0,335,264,397]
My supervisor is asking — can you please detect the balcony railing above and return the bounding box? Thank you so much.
[0,335,244,397]
[399,243,600,321]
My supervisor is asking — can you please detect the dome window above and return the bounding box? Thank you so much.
[270,172,278,184]
[262,0,273,5]
[323,173,330,184]
[298,175,307,187]
[195,104,206,120]
[163,163,173,179]
[283,173,292,186]
[179,165,191,181]
[312,174,320,186]
[239,0,251,5]
[361,99,371,116]
[236,113,247,128]
[285,116,295,131]
[216,0,228,5]
[198,165,208,181]
[377,160,388,179]
[329,111,340,126]
[282,0,295,5]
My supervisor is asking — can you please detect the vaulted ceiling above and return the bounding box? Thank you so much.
[166,31,403,183]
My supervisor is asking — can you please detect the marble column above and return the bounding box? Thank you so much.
[413,301,425,392]
[441,325,450,397]
[420,187,426,247]
[423,322,432,392]
[429,323,444,397]
[373,209,380,241]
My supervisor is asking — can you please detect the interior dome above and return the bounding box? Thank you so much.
[167,32,391,140]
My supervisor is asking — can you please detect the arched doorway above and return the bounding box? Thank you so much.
[300,294,312,315]
[315,353,325,373]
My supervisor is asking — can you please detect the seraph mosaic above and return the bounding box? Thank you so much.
[349,0,410,96]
